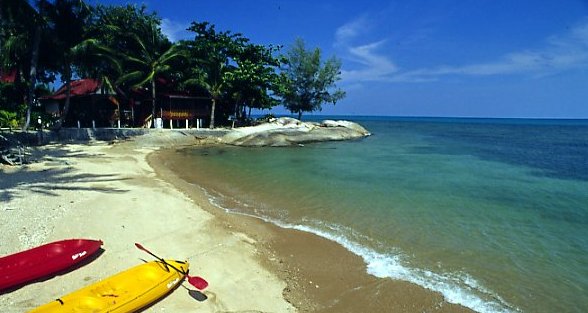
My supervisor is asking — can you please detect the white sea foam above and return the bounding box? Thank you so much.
[280,221,519,313]
[199,186,518,313]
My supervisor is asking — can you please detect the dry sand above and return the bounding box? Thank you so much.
[1,132,474,313]
[0,137,294,312]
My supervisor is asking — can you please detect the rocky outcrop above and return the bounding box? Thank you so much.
[219,117,371,147]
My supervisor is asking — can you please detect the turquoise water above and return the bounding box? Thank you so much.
[173,117,588,313]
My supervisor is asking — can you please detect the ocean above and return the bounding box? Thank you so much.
[168,116,588,313]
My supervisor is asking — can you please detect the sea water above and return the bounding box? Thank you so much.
[172,117,588,313]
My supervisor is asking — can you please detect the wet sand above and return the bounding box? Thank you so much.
[151,146,474,313]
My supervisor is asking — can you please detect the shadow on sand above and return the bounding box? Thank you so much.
[0,144,129,202]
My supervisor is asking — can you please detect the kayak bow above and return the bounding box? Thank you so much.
[0,239,103,291]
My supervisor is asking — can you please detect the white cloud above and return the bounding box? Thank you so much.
[335,15,369,45]
[335,17,588,84]
[161,18,190,42]
[393,20,588,82]
[342,40,399,82]
[335,17,399,83]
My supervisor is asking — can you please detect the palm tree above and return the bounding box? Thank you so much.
[0,0,46,130]
[115,23,184,126]
[183,54,233,129]
[44,0,96,127]
[0,1,35,82]
[1,0,66,130]
[184,22,246,128]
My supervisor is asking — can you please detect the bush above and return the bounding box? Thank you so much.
[0,110,19,129]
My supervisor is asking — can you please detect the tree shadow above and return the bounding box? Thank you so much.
[0,145,130,202]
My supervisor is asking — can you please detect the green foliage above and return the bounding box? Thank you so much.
[277,38,346,119]
[87,4,166,53]
[2,2,346,128]
[180,22,246,127]
[227,43,283,114]
[87,4,172,86]
[180,22,283,126]
[0,109,19,128]
[1,0,55,121]
[113,23,185,120]
[0,1,37,69]
[182,22,241,94]
[0,82,26,128]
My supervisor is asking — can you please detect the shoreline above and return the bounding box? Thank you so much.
[150,146,474,313]
[1,133,473,312]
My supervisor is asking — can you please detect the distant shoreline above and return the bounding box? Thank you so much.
[271,114,588,123]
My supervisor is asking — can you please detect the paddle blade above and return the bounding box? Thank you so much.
[188,276,208,290]
[134,243,147,252]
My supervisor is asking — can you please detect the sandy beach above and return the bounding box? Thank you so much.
[1,132,473,313]
[0,134,294,312]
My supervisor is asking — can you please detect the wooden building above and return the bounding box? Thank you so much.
[40,79,118,128]
[41,79,212,128]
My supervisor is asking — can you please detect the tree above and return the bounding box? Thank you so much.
[82,4,162,82]
[227,43,282,120]
[181,22,282,127]
[2,0,103,129]
[0,0,53,130]
[1,0,44,130]
[183,22,245,128]
[115,32,184,126]
[45,0,93,127]
[0,1,32,120]
[75,4,178,127]
[102,9,183,126]
[277,38,345,120]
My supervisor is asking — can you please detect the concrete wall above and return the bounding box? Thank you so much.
[2,128,230,145]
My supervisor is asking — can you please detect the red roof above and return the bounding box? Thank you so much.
[0,68,17,83]
[45,79,102,100]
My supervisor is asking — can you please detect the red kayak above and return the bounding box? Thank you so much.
[0,239,103,291]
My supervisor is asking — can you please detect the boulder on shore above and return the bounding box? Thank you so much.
[219,117,371,147]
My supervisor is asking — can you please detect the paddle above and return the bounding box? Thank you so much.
[135,243,208,290]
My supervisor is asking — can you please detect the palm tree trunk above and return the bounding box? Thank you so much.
[210,98,216,129]
[297,110,302,120]
[151,78,156,127]
[23,23,41,131]
[59,67,72,127]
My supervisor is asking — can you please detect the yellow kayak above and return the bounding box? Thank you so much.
[29,260,188,313]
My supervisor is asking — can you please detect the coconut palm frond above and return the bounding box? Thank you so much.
[132,71,155,88]
[115,71,146,86]
[101,76,116,94]
[123,55,149,66]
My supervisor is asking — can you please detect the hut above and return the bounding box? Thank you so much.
[40,79,118,128]
[41,78,212,128]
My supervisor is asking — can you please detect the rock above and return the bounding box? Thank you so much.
[320,120,370,134]
[219,117,371,147]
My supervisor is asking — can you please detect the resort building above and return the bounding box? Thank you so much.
[40,78,212,129]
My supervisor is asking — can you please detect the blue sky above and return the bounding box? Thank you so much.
[94,0,588,118]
